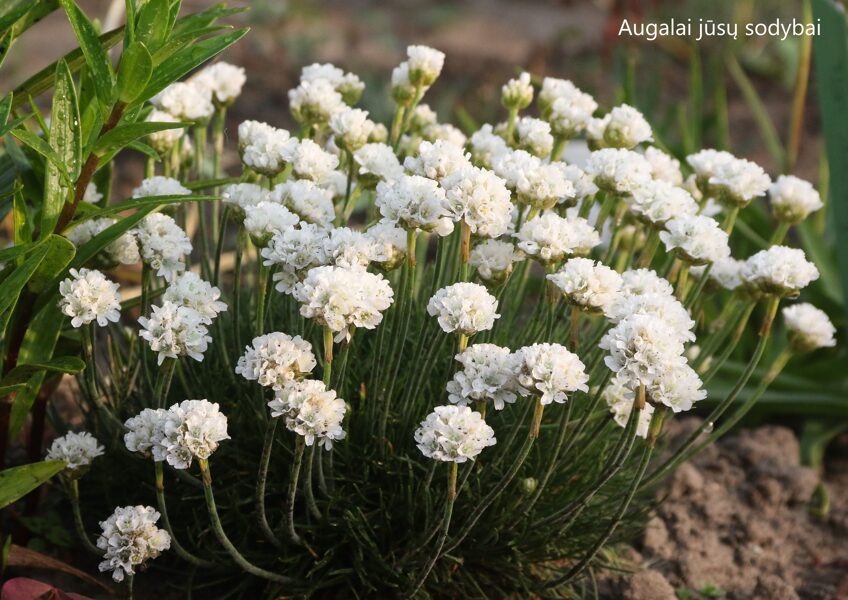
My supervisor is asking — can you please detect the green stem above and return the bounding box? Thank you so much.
[256,261,270,336]
[722,205,740,234]
[154,462,215,566]
[255,418,283,549]
[286,437,306,545]
[153,358,176,409]
[68,479,100,556]
[322,326,334,387]
[769,221,791,246]
[303,444,322,520]
[233,227,246,353]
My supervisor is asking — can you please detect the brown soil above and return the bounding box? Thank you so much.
[604,419,848,600]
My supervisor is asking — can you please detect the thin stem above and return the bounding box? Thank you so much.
[68,479,100,556]
[675,263,690,301]
[286,437,306,545]
[303,445,322,521]
[256,261,270,336]
[126,574,134,600]
[233,227,247,353]
[322,326,334,387]
[255,418,283,549]
[786,0,813,172]
[770,221,791,246]
[570,306,580,350]
[154,462,215,566]
[198,460,292,584]
[459,219,471,281]
[154,358,176,409]
[722,205,740,234]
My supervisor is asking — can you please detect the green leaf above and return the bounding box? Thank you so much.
[0,383,27,397]
[135,0,169,53]
[75,193,214,221]
[92,120,185,157]
[26,235,75,293]
[116,41,153,104]
[0,244,49,318]
[12,185,31,247]
[57,0,114,113]
[0,461,66,509]
[0,242,37,264]
[0,95,10,125]
[9,129,71,187]
[41,60,80,238]
[0,356,85,389]
[0,0,33,33]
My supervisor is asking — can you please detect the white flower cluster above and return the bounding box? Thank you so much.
[442,166,513,238]
[769,175,823,224]
[446,344,518,410]
[146,109,184,154]
[539,77,598,138]
[192,61,246,106]
[46,431,104,471]
[469,239,522,283]
[67,219,140,266]
[782,303,836,353]
[238,120,296,177]
[492,150,574,209]
[97,506,171,582]
[415,405,496,463]
[261,223,329,293]
[133,213,192,282]
[152,81,213,121]
[628,179,697,227]
[236,332,317,390]
[644,147,683,185]
[659,214,731,266]
[376,175,452,234]
[514,343,589,405]
[547,257,622,314]
[427,282,500,335]
[132,176,191,199]
[603,374,654,439]
[300,62,364,104]
[58,268,121,328]
[501,72,533,110]
[708,155,771,206]
[598,104,653,149]
[222,182,270,214]
[740,245,820,297]
[162,272,227,324]
[138,302,211,364]
[585,148,652,195]
[268,379,347,449]
[243,201,300,246]
[354,143,404,186]
[515,213,599,265]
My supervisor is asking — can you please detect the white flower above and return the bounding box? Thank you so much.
[325,227,380,269]
[58,268,121,328]
[501,72,533,109]
[300,63,364,104]
[243,202,300,246]
[162,272,227,324]
[628,179,698,226]
[375,174,452,233]
[606,293,695,343]
[409,103,439,131]
[620,268,674,297]
[560,164,598,203]
[690,258,744,291]
[447,344,518,410]
[415,405,496,463]
[600,313,686,387]
[391,61,415,104]
[330,107,375,152]
[492,150,574,209]
[422,122,467,147]
[221,183,271,214]
[649,362,706,413]
[708,156,771,206]
[132,176,191,199]
[83,182,103,204]
[442,166,513,238]
[273,179,335,226]
[152,81,213,121]
[659,214,730,265]
[515,117,554,158]
[644,147,683,185]
[46,431,104,471]
[741,245,820,297]
[604,374,654,439]
[539,78,598,138]
[289,78,344,125]
[366,220,407,270]
[585,148,653,195]
[547,257,622,314]
[97,506,170,582]
[145,109,184,154]
[406,44,445,87]
[133,213,192,282]
[236,332,317,389]
[602,104,653,149]
[515,343,589,405]
[262,223,330,293]
[769,175,823,224]
[123,409,169,458]
[469,124,509,169]
[268,380,346,449]
[515,213,599,264]
[353,143,404,185]
[404,139,472,183]
[293,265,394,342]
[66,218,140,266]
[162,399,229,467]
[469,239,522,283]
[782,303,837,352]
[192,61,246,105]
[427,282,500,335]
[138,302,211,365]
[686,149,735,183]
[239,122,296,177]
[287,138,341,183]
[239,120,277,151]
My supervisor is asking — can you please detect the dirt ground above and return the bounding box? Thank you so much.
[603,419,848,600]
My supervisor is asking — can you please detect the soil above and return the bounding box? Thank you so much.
[602,419,848,600]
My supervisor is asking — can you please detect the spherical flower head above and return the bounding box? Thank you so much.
[602,104,653,149]
[366,220,407,271]
[628,179,698,227]
[644,147,683,185]
[769,175,823,224]
[539,78,598,137]
[600,313,686,387]
[325,227,381,269]
[273,179,335,227]
[236,332,317,390]
[548,257,622,314]
[262,222,330,293]
[585,148,653,196]
[782,303,836,353]
[408,103,439,133]
[649,362,706,413]
[353,143,404,188]
[708,156,771,207]
[132,176,191,199]
[427,282,500,335]
[268,379,347,449]
[133,213,192,282]
[58,268,121,328]
[138,302,211,365]
[469,239,522,284]
[239,120,276,151]
[288,78,344,125]
[293,265,394,342]
[690,257,744,292]
[97,506,170,582]
[162,272,227,324]
[501,71,533,110]
[375,174,451,233]
[447,344,518,410]
[469,124,510,169]
[604,374,655,439]
[560,164,599,203]
[165,399,229,465]
[740,245,819,297]
[493,150,574,209]
[46,431,104,473]
[515,213,600,265]
[239,122,295,177]
[221,183,271,217]
[415,405,496,463]
[288,138,340,183]
[686,149,735,184]
[441,166,513,238]
[243,201,300,247]
[620,268,674,297]
[659,214,730,266]
[124,408,169,458]
[145,109,184,154]
[330,107,375,153]
[391,61,415,105]
[404,139,472,183]
[192,61,246,105]
[152,81,214,121]
[515,117,554,159]
[300,62,365,104]
[515,343,589,405]
[406,44,445,87]
[422,122,467,147]
[606,293,696,343]
[66,218,140,266]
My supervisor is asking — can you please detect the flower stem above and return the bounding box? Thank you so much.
[286,437,306,545]
[197,460,292,584]
[154,358,176,409]
[303,444,322,521]
[255,418,283,549]
[675,263,690,301]
[769,221,791,246]
[233,227,247,353]
[68,479,100,556]
[154,462,215,566]
[459,219,471,281]
[569,306,580,350]
[722,205,740,234]
[322,326,334,387]
[256,261,270,336]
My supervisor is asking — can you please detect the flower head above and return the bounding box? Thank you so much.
[404,139,472,183]
[493,150,574,209]
[161,399,229,468]
[620,268,674,297]
[288,138,341,182]
[515,117,554,158]
[606,293,695,343]
[353,143,404,187]
[648,362,706,413]
[132,176,191,199]
[415,405,496,463]
[628,179,698,227]
[192,61,246,105]
[515,213,599,264]
[268,380,346,449]
[427,282,500,335]
[659,214,730,266]
[330,107,375,152]
[133,213,192,282]
[769,175,823,224]
[243,202,300,247]
[708,156,771,206]
[547,257,622,314]
[644,147,683,185]
[447,344,518,410]
[366,220,408,271]
[238,122,295,177]
[236,332,317,389]
[262,222,330,293]
[300,62,364,104]
[469,239,522,284]
[152,81,213,121]
[600,313,686,387]
[603,373,654,438]
[469,124,510,169]
[289,78,344,126]
[58,268,121,328]
[539,78,597,138]
[442,166,513,238]
[406,45,445,87]
[602,104,653,149]
[376,174,452,233]
[138,302,211,365]
[585,148,652,195]
[501,72,533,110]
[97,506,170,582]
[782,303,836,353]
[162,272,227,324]
[46,431,104,472]
[273,179,336,227]
[515,343,589,405]
[123,409,169,459]
[740,245,819,297]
